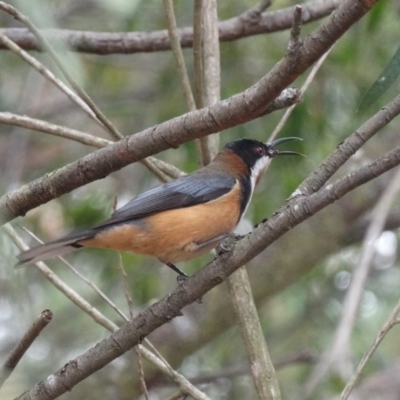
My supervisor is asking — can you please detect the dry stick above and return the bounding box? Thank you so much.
[12,144,400,400]
[340,290,400,399]
[163,0,196,112]
[187,350,316,385]
[306,166,400,396]
[7,225,211,400]
[0,33,102,127]
[0,309,53,388]
[142,341,211,400]
[269,46,333,141]
[227,267,281,400]
[0,111,112,148]
[0,2,123,141]
[6,224,120,332]
[0,112,181,180]
[162,0,209,168]
[199,0,220,163]
[113,191,149,400]
[116,252,149,400]
[193,0,204,110]
[20,226,128,321]
[192,0,207,163]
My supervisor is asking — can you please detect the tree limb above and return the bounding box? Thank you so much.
[0,0,340,54]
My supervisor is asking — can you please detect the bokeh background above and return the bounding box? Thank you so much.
[0,0,400,399]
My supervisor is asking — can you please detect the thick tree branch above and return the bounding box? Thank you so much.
[0,88,301,223]
[14,143,400,400]
[0,0,377,224]
[0,0,339,54]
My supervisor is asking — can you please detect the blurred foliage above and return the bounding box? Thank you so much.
[0,0,400,400]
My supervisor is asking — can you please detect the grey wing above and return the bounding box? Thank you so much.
[97,172,236,227]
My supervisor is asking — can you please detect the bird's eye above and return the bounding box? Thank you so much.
[255,146,264,156]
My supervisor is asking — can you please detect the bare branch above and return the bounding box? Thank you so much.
[6,224,120,332]
[0,111,112,148]
[162,0,196,112]
[287,5,303,54]
[0,309,53,388]
[227,267,281,400]
[0,0,339,54]
[340,293,400,399]
[0,33,103,127]
[198,0,221,164]
[269,47,333,141]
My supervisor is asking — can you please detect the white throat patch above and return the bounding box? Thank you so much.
[241,155,272,218]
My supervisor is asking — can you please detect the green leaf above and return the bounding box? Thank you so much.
[359,45,400,111]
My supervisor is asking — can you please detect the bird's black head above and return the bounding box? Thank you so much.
[224,137,302,170]
[224,139,270,170]
[223,137,303,185]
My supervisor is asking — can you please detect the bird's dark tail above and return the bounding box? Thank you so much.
[16,230,96,266]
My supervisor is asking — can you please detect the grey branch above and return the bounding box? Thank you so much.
[0,0,340,54]
[0,310,53,388]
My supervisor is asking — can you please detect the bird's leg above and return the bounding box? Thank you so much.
[217,233,245,255]
[165,262,189,283]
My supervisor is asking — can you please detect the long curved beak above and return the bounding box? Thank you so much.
[267,137,305,157]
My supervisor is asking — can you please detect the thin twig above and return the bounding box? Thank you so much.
[288,5,303,53]
[0,111,174,182]
[340,295,400,399]
[0,111,112,148]
[162,0,196,112]
[140,342,212,400]
[5,224,120,332]
[305,166,400,395]
[0,32,103,127]
[269,46,333,141]
[0,2,124,141]
[0,309,53,388]
[20,226,128,321]
[241,0,273,23]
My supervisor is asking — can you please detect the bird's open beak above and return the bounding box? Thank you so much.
[266,137,305,157]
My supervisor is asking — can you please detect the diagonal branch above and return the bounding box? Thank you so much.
[14,143,400,400]
[0,310,53,388]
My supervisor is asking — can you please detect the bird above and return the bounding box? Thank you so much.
[16,137,303,279]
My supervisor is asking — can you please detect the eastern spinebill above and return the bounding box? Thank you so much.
[17,137,303,278]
